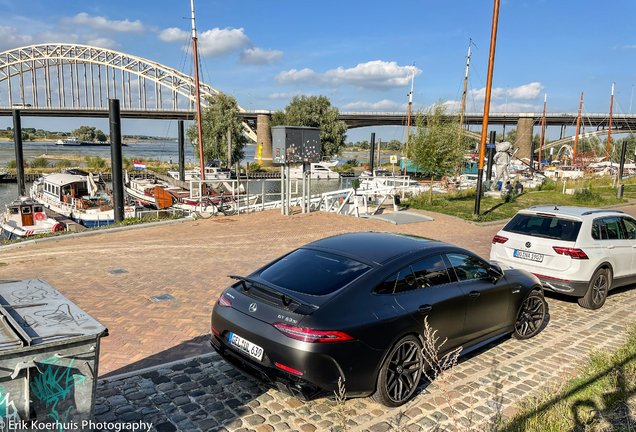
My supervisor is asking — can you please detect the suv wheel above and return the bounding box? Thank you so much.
[578,268,610,310]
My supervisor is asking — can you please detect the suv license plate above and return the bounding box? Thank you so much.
[514,250,544,262]
[228,332,264,361]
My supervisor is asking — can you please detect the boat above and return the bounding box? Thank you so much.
[289,163,340,180]
[0,197,65,241]
[359,169,425,195]
[55,137,127,147]
[167,166,233,181]
[0,169,7,180]
[30,172,138,227]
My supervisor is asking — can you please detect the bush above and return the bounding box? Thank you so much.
[6,160,16,169]
[85,156,107,169]
[56,160,73,168]
[537,181,557,191]
[30,157,49,168]
[574,187,601,202]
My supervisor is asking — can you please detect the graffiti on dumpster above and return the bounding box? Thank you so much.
[30,356,85,431]
[10,280,61,304]
[22,304,89,329]
[0,384,18,428]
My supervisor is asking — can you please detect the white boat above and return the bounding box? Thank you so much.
[0,197,65,240]
[167,166,233,181]
[0,170,8,180]
[55,137,81,146]
[30,172,138,227]
[289,163,340,180]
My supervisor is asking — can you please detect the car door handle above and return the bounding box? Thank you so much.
[632,244,636,249]
[511,285,522,294]
[418,305,432,314]
[607,245,615,249]
[468,291,481,299]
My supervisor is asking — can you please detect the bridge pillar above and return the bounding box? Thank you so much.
[516,116,534,163]
[257,114,272,165]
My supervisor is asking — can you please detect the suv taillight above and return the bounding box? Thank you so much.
[553,247,588,259]
[492,235,508,244]
[217,294,232,307]
[273,323,354,343]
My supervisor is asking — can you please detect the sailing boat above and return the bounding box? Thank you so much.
[190,0,206,181]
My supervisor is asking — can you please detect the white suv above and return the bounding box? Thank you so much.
[490,206,636,309]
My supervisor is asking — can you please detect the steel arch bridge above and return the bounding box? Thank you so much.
[0,44,256,139]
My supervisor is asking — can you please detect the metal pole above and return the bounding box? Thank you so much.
[486,131,496,181]
[458,40,471,157]
[7,65,12,106]
[302,166,306,214]
[19,61,25,105]
[61,62,66,107]
[403,67,415,175]
[474,0,501,216]
[106,66,110,100]
[83,63,88,107]
[287,165,291,215]
[178,120,185,182]
[90,63,95,107]
[606,83,615,161]
[377,138,381,167]
[369,132,376,173]
[98,65,103,108]
[109,99,125,222]
[227,129,232,167]
[280,166,285,215]
[573,92,584,165]
[307,165,312,213]
[32,60,37,107]
[13,110,25,197]
[539,94,546,170]
[75,61,80,106]
[127,71,132,109]
[619,139,627,183]
[191,0,206,181]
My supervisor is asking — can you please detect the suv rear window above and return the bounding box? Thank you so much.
[260,249,371,296]
[503,214,581,242]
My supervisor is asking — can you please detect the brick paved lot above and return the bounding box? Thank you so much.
[2,207,636,431]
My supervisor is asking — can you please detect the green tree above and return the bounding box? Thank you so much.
[270,95,348,157]
[71,126,107,142]
[409,101,468,202]
[387,139,403,151]
[187,93,248,164]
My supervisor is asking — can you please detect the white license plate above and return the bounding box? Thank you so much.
[514,249,544,262]
[228,332,264,361]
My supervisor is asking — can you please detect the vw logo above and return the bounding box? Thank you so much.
[525,241,532,248]
[249,303,258,313]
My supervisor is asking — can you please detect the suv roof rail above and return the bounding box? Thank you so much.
[581,209,625,216]
[527,204,560,209]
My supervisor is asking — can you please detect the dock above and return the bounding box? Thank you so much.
[44,207,86,232]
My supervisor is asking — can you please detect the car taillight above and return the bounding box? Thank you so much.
[553,247,588,259]
[275,362,303,375]
[273,323,354,343]
[533,273,570,283]
[492,235,508,244]
[217,294,232,307]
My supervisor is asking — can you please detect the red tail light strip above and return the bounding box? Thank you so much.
[218,294,232,307]
[533,273,570,283]
[553,247,588,259]
[273,323,354,343]
[492,235,508,244]
[211,327,220,335]
[275,362,303,376]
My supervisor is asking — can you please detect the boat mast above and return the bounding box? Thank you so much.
[538,93,546,170]
[606,82,615,161]
[573,92,584,165]
[191,0,205,180]
[403,66,415,176]
[458,40,472,150]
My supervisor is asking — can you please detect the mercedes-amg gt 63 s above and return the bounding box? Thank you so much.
[210,232,546,407]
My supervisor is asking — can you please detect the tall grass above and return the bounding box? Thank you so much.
[30,157,49,168]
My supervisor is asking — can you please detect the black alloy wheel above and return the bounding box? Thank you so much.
[513,291,547,340]
[578,268,610,310]
[372,335,423,407]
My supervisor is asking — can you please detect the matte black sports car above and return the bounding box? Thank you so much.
[210,232,546,407]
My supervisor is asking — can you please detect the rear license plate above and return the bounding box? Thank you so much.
[228,332,264,361]
[513,249,544,262]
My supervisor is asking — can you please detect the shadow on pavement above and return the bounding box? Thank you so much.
[102,334,214,378]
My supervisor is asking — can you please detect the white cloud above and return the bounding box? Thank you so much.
[624,45,636,49]
[275,61,422,90]
[158,27,188,42]
[61,13,145,34]
[0,25,32,50]
[341,100,405,110]
[85,37,122,50]
[268,91,314,100]
[239,47,283,65]
[469,82,544,101]
[34,31,79,44]
[197,28,251,57]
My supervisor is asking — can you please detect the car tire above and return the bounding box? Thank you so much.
[513,290,547,340]
[371,335,423,407]
[578,268,610,310]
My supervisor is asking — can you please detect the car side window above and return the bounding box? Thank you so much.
[592,219,602,240]
[393,268,418,294]
[622,217,636,240]
[410,255,451,288]
[602,217,623,240]
[446,253,490,282]
[374,273,398,295]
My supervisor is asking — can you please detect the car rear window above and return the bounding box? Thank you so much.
[260,249,371,296]
[503,213,581,242]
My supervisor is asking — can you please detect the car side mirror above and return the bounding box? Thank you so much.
[488,264,505,281]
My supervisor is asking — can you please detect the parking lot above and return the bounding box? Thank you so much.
[2,207,636,431]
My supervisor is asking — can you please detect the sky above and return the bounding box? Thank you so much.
[1,0,636,143]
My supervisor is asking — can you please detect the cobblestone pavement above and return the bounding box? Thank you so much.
[93,286,636,432]
[3,206,636,431]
